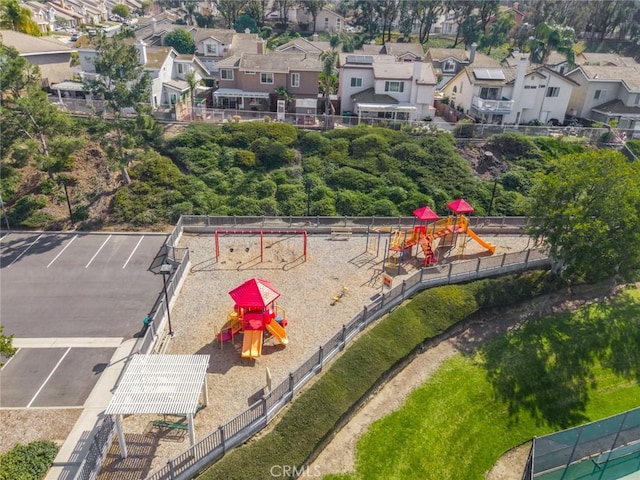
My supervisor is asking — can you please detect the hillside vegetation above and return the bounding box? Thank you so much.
[1,120,590,230]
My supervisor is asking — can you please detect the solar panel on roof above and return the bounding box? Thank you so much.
[346,54,374,64]
[473,68,505,80]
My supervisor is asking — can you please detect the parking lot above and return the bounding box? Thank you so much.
[0,231,168,408]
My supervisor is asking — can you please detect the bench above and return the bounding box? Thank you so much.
[152,420,189,431]
[331,227,353,240]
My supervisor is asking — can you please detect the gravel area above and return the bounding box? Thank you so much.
[92,232,533,479]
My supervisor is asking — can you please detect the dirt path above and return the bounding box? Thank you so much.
[309,281,619,478]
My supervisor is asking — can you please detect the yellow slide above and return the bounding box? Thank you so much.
[466,228,496,254]
[266,321,289,346]
[241,330,263,359]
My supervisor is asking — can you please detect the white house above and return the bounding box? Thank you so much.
[442,53,576,125]
[338,54,436,121]
[566,63,640,134]
[73,39,208,110]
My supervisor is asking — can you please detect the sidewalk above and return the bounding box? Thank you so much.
[45,339,137,480]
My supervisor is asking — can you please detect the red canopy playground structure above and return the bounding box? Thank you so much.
[216,278,289,360]
[387,199,495,268]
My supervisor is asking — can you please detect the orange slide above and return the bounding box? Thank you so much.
[266,321,289,345]
[241,330,263,359]
[466,228,496,254]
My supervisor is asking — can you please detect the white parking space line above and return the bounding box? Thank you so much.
[85,234,112,268]
[122,236,144,269]
[26,347,70,408]
[13,338,123,348]
[0,348,20,371]
[47,235,78,268]
[8,233,43,268]
[0,233,9,242]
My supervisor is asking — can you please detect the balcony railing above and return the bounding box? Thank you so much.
[472,96,514,114]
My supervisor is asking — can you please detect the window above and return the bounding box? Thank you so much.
[206,43,217,55]
[260,72,274,84]
[594,89,607,100]
[245,71,256,75]
[291,72,300,88]
[350,77,363,87]
[546,87,560,97]
[524,85,537,89]
[336,18,341,30]
[480,87,499,99]
[634,93,640,105]
[324,17,329,30]
[443,60,456,72]
[177,63,184,74]
[220,69,234,80]
[384,81,404,93]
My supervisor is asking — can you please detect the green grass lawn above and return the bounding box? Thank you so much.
[325,287,640,480]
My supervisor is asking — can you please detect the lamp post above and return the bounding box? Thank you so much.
[160,263,174,336]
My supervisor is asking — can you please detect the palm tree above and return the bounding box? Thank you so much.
[185,70,203,120]
[528,23,576,67]
[319,35,341,129]
[319,49,338,129]
[274,86,294,112]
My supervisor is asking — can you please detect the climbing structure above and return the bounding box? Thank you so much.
[217,278,289,360]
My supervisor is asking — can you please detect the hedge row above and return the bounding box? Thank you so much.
[198,271,565,479]
[0,441,58,480]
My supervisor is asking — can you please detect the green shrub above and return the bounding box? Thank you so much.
[199,271,564,480]
[486,133,542,161]
[7,195,48,226]
[0,440,58,480]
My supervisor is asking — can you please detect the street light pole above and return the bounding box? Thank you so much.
[160,264,174,336]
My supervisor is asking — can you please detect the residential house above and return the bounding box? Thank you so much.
[442,53,577,125]
[298,7,345,33]
[213,52,321,116]
[357,42,425,62]
[425,43,500,89]
[275,35,331,54]
[574,52,639,68]
[502,49,571,75]
[565,63,640,134]
[195,29,261,76]
[338,53,437,121]
[135,19,197,47]
[65,38,208,115]
[265,4,345,32]
[0,29,74,86]
[24,1,56,33]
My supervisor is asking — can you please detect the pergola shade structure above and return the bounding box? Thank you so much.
[106,354,210,457]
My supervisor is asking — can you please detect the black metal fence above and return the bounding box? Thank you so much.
[72,226,190,480]
[523,407,640,479]
[72,415,115,480]
[142,246,551,480]
[73,215,548,480]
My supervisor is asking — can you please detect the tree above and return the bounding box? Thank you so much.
[185,70,203,120]
[414,0,444,43]
[183,0,196,25]
[0,325,17,367]
[299,0,326,33]
[0,44,69,175]
[111,3,130,18]
[527,150,640,282]
[234,13,258,33]
[84,36,151,184]
[527,22,575,66]
[479,11,515,54]
[274,85,293,112]
[163,29,195,54]
[0,0,40,35]
[216,0,250,29]
[319,48,338,129]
